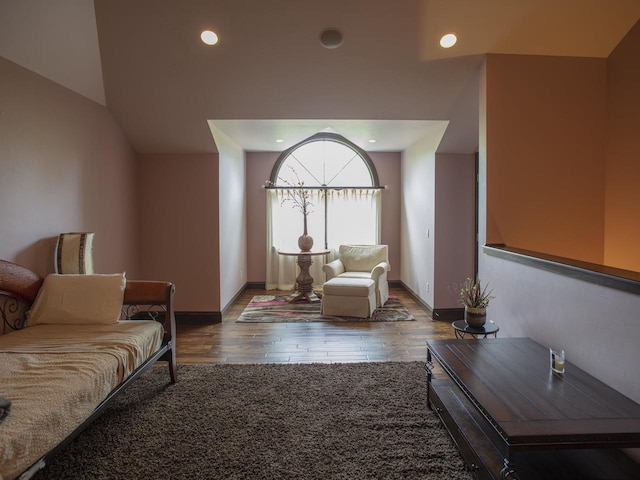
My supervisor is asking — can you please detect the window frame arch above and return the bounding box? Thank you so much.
[268,132,380,187]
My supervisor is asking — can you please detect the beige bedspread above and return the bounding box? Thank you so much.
[0,321,163,480]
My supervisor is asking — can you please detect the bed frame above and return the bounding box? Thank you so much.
[0,259,177,479]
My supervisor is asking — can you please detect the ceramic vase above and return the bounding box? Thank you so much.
[465,306,487,328]
[298,215,313,252]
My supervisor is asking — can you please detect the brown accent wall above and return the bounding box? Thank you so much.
[485,54,607,264]
[605,21,640,271]
[0,57,139,276]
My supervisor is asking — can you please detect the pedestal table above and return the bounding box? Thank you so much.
[277,249,330,303]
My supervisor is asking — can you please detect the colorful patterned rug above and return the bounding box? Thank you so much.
[236,294,415,322]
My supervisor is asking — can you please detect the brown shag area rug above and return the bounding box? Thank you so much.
[34,362,471,480]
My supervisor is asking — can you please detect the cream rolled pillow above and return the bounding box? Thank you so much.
[28,273,126,325]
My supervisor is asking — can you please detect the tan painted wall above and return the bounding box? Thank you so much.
[605,21,640,272]
[245,150,403,283]
[137,154,220,311]
[0,57,139,277]
[485,54,607,264]
[478,23,640,415]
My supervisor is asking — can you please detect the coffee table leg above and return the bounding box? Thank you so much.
[425,348,434,410]
[500,458,519,479]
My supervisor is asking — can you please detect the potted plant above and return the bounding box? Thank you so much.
[459,277,494,328]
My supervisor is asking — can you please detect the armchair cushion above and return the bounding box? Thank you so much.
[338,245,388,272]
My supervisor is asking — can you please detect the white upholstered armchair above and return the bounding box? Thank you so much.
[322,245,390,307]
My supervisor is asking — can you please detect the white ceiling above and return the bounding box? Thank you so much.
[2,0,639,154]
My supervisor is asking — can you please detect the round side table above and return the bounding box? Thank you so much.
[452,320,499,339]
[277,249,330,303]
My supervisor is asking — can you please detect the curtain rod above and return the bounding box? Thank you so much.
[262,185,388,190]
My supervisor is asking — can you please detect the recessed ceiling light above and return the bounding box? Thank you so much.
[275,139,284,143]
[439,33,457,48]
[369,139,377,143]
[201,30,219,46]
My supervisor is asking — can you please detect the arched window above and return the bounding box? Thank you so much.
[270,132,379,188]
[266,133,384,290]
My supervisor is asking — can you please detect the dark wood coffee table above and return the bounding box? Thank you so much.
[425,337,640,479]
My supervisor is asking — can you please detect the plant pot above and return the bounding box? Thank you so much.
[465,306,487,328]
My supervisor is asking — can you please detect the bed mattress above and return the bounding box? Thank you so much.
[0,321,163,480]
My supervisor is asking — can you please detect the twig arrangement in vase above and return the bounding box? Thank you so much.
[266,166,315,252]
[458,277,494,328]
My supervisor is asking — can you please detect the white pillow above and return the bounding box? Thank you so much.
[28,273,126,325]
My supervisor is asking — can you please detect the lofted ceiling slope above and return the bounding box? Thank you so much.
[3,0,639,154]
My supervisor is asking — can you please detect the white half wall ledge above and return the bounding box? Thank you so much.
[484,244,640,296]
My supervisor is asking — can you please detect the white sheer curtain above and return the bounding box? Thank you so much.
[266,188,380,290]
[327,189,380,247]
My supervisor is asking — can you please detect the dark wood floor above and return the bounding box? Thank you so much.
[175,286,456,364]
